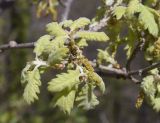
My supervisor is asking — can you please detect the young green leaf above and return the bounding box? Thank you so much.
[145,38,160,61]
[48,70,80,92]
[88,72,105,94]
[126,0,140,17]
[113,6,126,20]
[50,36,67,48]
[76,39,88,48]
[97,49,117,65]
[53,88,76,114]
[47,47,69,65]
[22,69,41,104]
[34,35,51,56]
[75,84,99,110]
[151,97,160,112]
[138,4,158,37]
[21,63,32,84]
[75,31,109,42]
[60,20,73,28]
[46,22,67,36]
[34,35,67,59]
[141,75,156,98]
[157,84,160,93]
[70,17,90,31]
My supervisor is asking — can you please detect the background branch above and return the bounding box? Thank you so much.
[0,41,159,84]
[0,41,160,83]
[60,0,74,21]
[89,15,110,32]
[0,42,128,79]
[129,62,160,76]
[0,41,34,52]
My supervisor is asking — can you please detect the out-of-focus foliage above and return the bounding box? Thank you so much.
[141,69,160,111]
[34,0,59,20]
[95,0,160,112]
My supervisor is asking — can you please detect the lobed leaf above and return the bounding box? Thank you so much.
[138,4,158,37]
[88,72,105,94]
[53,88,76,114]
[34,35,51,56]
[47,47,69,65]
[151,97,160,112]
[141,75,156,98]
[97,49,117,65]
[48,70,80,92]
[76,39,88,48]
[70,17,90,31]
[46,22,67,36]
[126,0,140,17]
[22,69,41,104]
[60,20,73,28]
[75,84,99,110]
[34,35,67,59]
[76,31,109,42]
[113,6,126,20]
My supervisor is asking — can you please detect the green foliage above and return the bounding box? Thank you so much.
[70,17,90,31]
[60,20,73,28]
[88,72,105,94]
[19,0,160,115]
[48,47,69,65]
[113,0,159,37]
[34,35,68,66]
[48,70,80,93]
[34,35,52,56]
[76,39,88,48]
[21,68,41,104]
[141,73,160,112]
[53,88,76,114]
[145,38,160,61]
[126,0,140,16]
[21,18,106,114]
[151,97,160,112]
[138,4,158,37]
[5,0,160,119]
[97,0,160,112]
[36,0,58,20]
[113,6,126,20]
[75,84,99,110]
[141,75,156,98]
[48,69,105,113]
[76,31,109,42]
[97,49,117,65]
[46,22,67,36]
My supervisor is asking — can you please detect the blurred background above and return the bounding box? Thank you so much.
[0,0,159,123]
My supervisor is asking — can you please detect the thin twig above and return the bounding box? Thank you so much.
[0,41,35,52]
[89,15,110,32]
[92,63,127,78]
[0,42,128,79]
[0,41,160,84]
[129,61,160,76]
[60,0,74,21]
[58,0,66,7]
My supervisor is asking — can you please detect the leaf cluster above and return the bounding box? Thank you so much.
[141,69,160,111]
[21,17,109,114]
